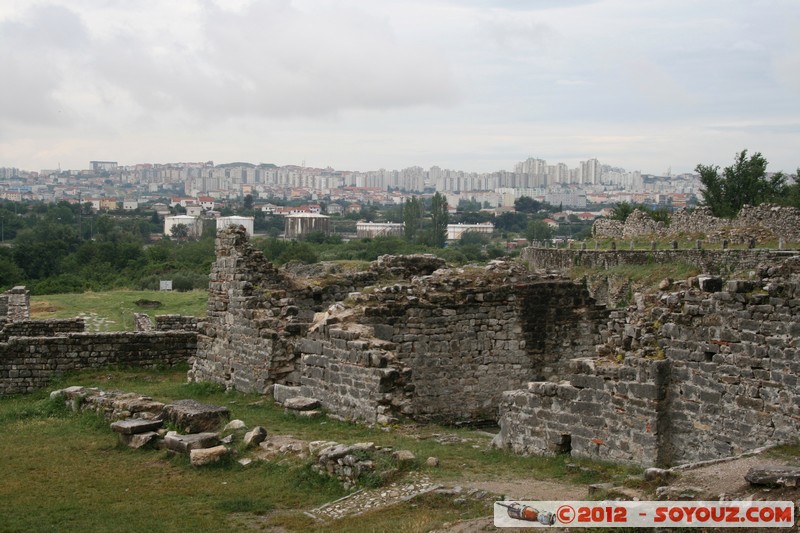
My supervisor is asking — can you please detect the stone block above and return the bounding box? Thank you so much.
[164,431,221,453]
[745,466,800,487]
[284,397,321,411]
[190,445,230,467]
[110,418,163,435]
[162,399,230,433]
[118,431,159,449]
[273,384,302,404]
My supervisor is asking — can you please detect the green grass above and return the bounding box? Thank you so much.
[30,289,208,331]
[0,367,642,533]
[571,262,701,287]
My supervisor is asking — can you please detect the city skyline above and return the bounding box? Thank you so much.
[1,0,798,175]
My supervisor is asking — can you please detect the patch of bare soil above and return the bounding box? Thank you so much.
[434,452,800,532]
[30,301,58,314]
[667,454,800,502]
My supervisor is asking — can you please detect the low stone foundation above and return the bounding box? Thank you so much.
[0,331,196,395]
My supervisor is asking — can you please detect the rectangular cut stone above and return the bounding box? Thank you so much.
[164,431,220,453]
[110,418,163,435]
[162,399,230,433]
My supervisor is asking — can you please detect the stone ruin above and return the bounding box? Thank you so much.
[191,226,607,425]
[0,287,197,396]
[494,259,800,467]
[191,226,800,469]
[4,223,798,471]
[593,204,800,244]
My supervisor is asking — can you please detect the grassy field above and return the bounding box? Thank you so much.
[0,367,640,533]
[30,290,208,331]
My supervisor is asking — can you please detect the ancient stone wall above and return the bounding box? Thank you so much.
[0,286,30,322]
[0,318,85,341]
[495,258,800,466]
[155,315,198,332]
[496,356,668,467]
[0,331,196,395]
[293,263,607,425]
[594,204,800,243]
[522,248,799,276]
[192,227,387,393]
[195,229,609,424]
[298,327,400,424]
[5,286,30,321]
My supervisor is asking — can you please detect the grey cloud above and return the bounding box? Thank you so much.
[87,0,458,119]
[0,4,89,125]
[478,13,559,50]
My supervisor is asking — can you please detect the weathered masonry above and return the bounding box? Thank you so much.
[495,259,800,467]
[0,288,197,396]
[191,226,608,424]
[195,227,800,468]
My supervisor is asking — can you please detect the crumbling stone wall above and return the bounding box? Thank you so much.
[191,226,446,394]
[0,318,85,341]
[0,331,196,395]
[195,228,608,424]
[0,286,30,322]
[594,204,800,243]
[289,263,606,425]
[190,227,305,393]
[155,315,198,332]
[522,248,799,277]
[495,258,800,467]
[496,356,668,466]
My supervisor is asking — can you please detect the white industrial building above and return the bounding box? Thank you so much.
[356,222,404,239]
[446,222,494,241]
[164,215,203,239]
[216,216,254,236]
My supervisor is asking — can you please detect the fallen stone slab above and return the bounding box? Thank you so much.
[164,431,220,453]
[190,445,230,467]
[110,418,163,435]
[119,431,159,449]
[283,397,320,411]
[745,466,800,487]
[162,399,230,433]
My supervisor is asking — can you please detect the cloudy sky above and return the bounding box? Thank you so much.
[1,0,798,175]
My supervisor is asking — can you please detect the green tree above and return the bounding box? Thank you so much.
[696,150,787,217]
[494,212,528,233]
[610,202,635,222]
[402,197,422,242]
[525,220,554,241]
[514,196,542,214]
[457,198,481,212]
[170,224,189,240]
[429,192,449,248]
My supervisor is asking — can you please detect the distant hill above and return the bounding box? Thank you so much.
[215,162,256,168]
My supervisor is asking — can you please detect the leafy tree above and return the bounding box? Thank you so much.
[494,212,528,233]
[453,210,493,224]
[514,196,542,214]
[402,197,422,242]
[525,220,554,241]
[696,150,787,217]
[457,231,490,246]
[610,202,635,222]
[429,192,449,248]
[457,198,481,212]
[170,223,189,240]
[243,194,254,212]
